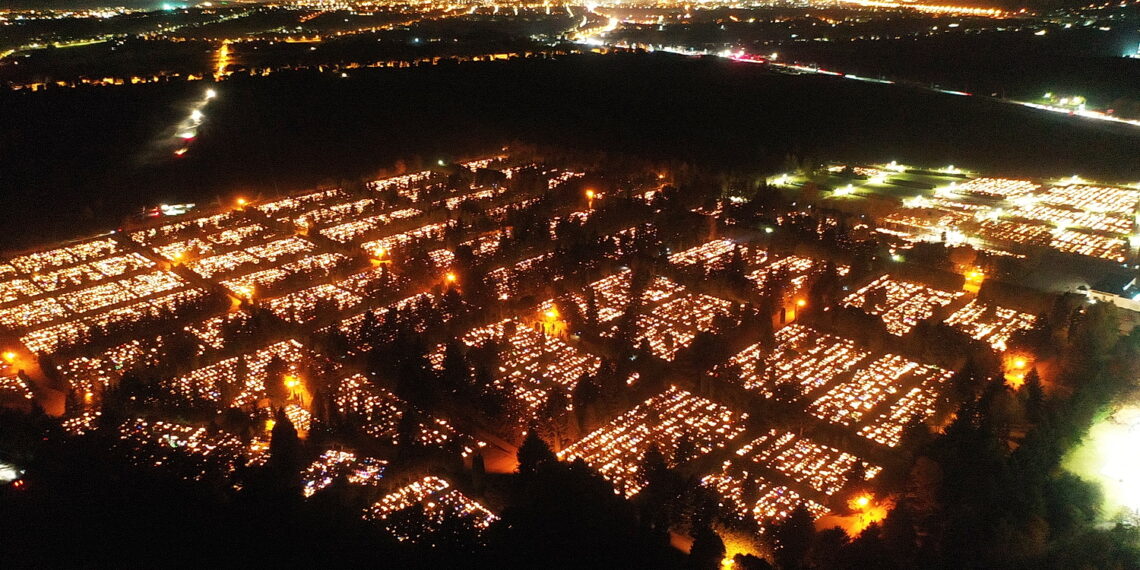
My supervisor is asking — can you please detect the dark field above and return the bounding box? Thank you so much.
[3,51,1140,250]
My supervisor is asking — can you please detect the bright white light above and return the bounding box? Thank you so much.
[0,461,22,484]
[205,88,217,99]
[1065,405,1140,515]
[902,195,932,209]
[944,228,967,246]
[190,110,203,121]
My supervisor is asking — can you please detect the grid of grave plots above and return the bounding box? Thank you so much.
[842,275,964,336]
[558,386,749,497]
[668,239,768,273]
[954,177,1040,199]
[553,269,736,361]
[722,324,954,444]
[244,249,415,326]
[321,293,436,353]
[56,335,210,398]
[485,252,555,301]
[255,187,398,235]
[617,292,737,361]
[0,236,214,356]
[974,219,1128,261]
[166,340,313,407]
[858,370,953,447]
[300,449,388,498]
[114,418,269,482]
[701,429,881,525]
[746,255,851,291]
[262,283,366,325]
[334,373,486,457]
[359,221,452,257]
[182,311,251,350]
[459,230,507,261]
[364,476,498,540]
[877,211,973,244]
[551,268,683,325]
[943,300,1038,351]
[0,368,32,402]
[437,318,601,413]
[726,325,870,399]
[807,354,953,428]
[877,177,1138,261]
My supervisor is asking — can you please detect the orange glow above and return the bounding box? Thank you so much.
[213,39,231,81]
[445,272,458,283]
[265,418,276,432]
[236,197,247,207]
[818,493,890,536]
[1004,352,1033,388]
[796,299,807,308]
[284,375,300,389]
[963,268,985,293]
[585,189,596,200]
[2,351,15,363]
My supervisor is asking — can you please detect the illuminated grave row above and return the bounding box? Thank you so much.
[559,386,749,497]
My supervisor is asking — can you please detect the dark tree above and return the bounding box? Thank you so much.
[516,427,557,478]
[771,504,815,570]
[688,525,726,570]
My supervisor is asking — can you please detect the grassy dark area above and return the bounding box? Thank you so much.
[3,51,1140,251]
[781,28,1140,104]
